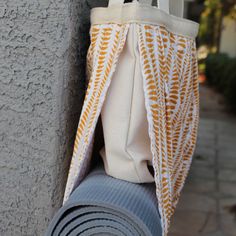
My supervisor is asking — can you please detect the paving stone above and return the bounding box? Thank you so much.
[218,197,236,235]
[197,130,216,141]
[217,132,236,142]
[218,157,236,169]
[169,210,208,234]
[217,134,236,151]
[217,122,236,136]
[219,182,236,197]
[197,131,215,141]
[196,139,216,151]
[199,118,216,130]
[220,213,236,236]
[200,212,219,234]
[216,119,236,126]
[218,198,236,236]
[218,149,236,159]
[169,210,218,235]
[176,193,217,213]
[189,166,215,180]
[193,152,215,168]
[194,147,216,159]
[219,198,236,215]
[169,233,199,236]
[201,230,227,236]
[218,143,236,152]
[184,178,216,194]
[219,169,236,182]
[218,149,236,170]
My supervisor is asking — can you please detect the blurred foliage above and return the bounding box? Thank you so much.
[199,0,221,50]
[205,53,236,110]
[198,63,206,72]
[198,0,236,51]
[222,0,236,19]
[205,53,229,89]
[223,58,236,109]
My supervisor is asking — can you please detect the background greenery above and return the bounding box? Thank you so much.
[196,0,236,111]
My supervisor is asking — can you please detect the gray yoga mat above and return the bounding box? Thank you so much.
[45,161,162,236]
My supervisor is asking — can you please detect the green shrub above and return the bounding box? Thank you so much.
[205,53,230,91]
[223,58,236,110]
[205,53,236,110]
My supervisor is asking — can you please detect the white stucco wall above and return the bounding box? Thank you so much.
[0,0,96,235]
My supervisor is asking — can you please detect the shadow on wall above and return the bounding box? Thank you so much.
[58,0,91,206]
[60,0,109,208]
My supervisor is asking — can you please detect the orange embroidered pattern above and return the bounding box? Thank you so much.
[63,23,129,204]
[138,24,199,235]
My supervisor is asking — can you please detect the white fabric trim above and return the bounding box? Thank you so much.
[91,2,199,39]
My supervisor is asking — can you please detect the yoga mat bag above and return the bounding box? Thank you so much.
[63,1,200,235]
[45,161,162,236]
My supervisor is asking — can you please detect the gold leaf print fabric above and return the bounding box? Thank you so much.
[62,24,129,205]
[138,24,199,235]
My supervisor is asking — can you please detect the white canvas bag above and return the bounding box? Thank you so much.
[63,1,199,235]
[99,0,185,183]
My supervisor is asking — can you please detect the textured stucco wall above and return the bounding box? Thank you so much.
[0,0,108,235]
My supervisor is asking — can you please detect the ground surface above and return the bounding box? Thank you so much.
[169,83,236,236]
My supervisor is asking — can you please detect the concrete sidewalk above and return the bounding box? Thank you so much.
[169,84,236,236]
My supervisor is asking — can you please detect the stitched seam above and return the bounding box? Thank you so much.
[124,23,142,182]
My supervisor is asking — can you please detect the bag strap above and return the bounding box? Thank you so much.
[169,0,184,18]
[108,0,184,18]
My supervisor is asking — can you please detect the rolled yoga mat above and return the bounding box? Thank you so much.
[45,161,162,236]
